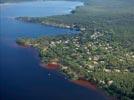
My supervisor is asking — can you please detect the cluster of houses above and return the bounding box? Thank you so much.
[18,25,133,83]
[43,29,133,75]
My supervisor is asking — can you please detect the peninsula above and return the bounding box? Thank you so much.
[16,0,134,100]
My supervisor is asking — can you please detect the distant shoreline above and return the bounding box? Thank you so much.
[0,0,36,4]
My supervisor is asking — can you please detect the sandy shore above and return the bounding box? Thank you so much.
[40,63,60,70]
[72,79,97,90]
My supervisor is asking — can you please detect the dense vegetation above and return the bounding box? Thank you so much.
[16,0,134,100]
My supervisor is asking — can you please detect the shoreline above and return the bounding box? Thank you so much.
[72,79,97,90]
[16,43,114,100]
[42,62,101,92]
[40,63,60,70]
[14,1,84,31]
[71,79,115,100]
[40,62,113,100]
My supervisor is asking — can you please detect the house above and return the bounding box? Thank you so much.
[108,80,113,86]
[80,27,86,31]
[93,61,98,65]
[114,69,121,73]
[93,56,100,61]
[88,65,94,69]
[103,68,111,73]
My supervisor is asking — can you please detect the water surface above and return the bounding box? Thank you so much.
[0,1,83,17]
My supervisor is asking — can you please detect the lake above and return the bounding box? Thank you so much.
[0,1,107,100]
